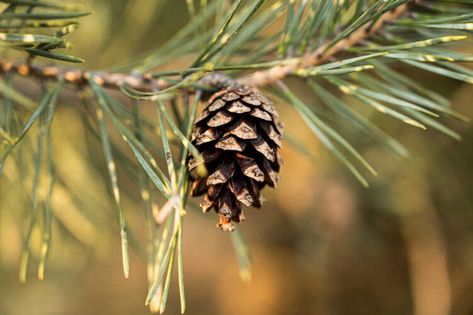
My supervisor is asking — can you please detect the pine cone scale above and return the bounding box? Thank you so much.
[227,101,252,114]
[228,119,258,139]
[250,108,272,121]
[207,110,233,127]
[208,98,227,111]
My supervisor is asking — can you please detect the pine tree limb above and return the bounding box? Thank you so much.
[0,0,418,92]
[0,60,168,91]
[237,0,420,86]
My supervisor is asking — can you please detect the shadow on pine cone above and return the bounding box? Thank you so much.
[188,85,283,231]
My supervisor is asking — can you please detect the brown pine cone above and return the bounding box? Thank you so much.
[188,85,283,231]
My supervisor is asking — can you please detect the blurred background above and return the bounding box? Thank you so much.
[1,1,473,315]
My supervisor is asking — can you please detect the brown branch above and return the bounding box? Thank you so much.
[0,60,168,91]
[238,1,417,86]
[0,1,416,92]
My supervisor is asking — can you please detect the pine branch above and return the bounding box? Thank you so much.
[0,60,168,91]
[2,1,473,312]
[0,0,419,92]
[238,0,420,86]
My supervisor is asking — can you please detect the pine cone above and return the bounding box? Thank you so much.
[188,85,283,231]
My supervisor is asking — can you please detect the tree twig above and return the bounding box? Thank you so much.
[0,60,168,91]
[0,1,417,92]
[237,1,418,86]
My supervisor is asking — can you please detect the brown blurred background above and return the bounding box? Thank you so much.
[1,1,473,315]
